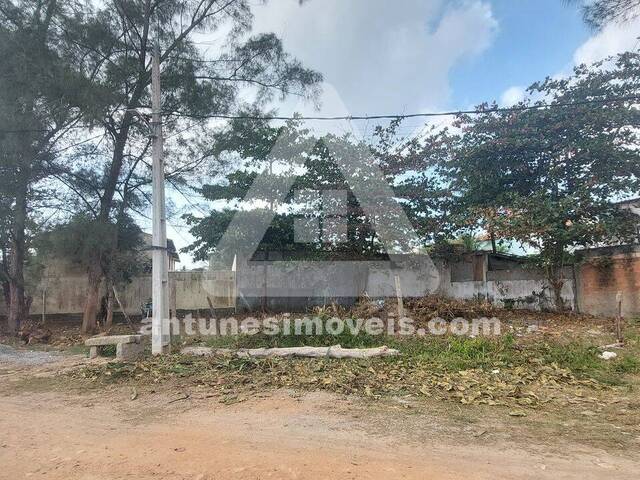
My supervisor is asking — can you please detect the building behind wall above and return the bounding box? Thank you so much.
[140,233,181,272]
[443,251,575,311]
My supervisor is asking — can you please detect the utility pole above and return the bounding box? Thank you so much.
[151,43,170,355]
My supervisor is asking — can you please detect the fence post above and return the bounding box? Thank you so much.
[394,275,404,319]
[615,291,624,344]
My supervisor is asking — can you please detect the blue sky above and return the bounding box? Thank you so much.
[450,0,590,108]
[250,0,638,120]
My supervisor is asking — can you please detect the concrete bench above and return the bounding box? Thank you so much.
[85,335,144,361]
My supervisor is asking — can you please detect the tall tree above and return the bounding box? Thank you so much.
[0,0,98,333]
[0,191,12,310]
[185,119,450,262]
[442,52,640,309]
[59,0,321,333]
[184,121,388,262]
[371,120,455,246]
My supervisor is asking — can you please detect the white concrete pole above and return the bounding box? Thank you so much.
[151,43,170,355]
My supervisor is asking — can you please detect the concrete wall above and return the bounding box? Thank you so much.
[445,279,574,310]
[6,249,640,319]
[235,255,442,312]
[234,254,574,312]
[0,271,235,319]
[436,254,574,310]
[172,271,235,311]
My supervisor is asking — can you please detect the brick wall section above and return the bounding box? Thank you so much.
[577,251,640,318]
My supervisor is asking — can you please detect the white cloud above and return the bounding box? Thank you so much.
[250,0,498,121]
[500,16,640,108]
[500,85,525,106]
[573,17,640,66]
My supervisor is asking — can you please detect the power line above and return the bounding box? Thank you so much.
[0,128,49,133]
[0,123,94,134]
[162,94,640,122]
[2,94,638,135]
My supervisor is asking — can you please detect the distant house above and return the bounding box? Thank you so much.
[473,235,528,256]
[140,233,181,272]
[616,197,640,242]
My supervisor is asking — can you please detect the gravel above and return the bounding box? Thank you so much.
[0,344,61,366]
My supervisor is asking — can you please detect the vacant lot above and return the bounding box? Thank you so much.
[1,307,640,479]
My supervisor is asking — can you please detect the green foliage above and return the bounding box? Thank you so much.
[184,114,456,262]
[197,328,639,385]
[611,355,640,374]
[0,1,105,327]
[187,53,640,274]
[0,0,323,331]
[458,234,480,252]
[435,52,640,307]
[62,0,323,200]
[38,213,145,285]
[184,121,389,261]
[534,342,603,374]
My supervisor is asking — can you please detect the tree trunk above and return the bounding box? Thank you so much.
[550,278,565,312]
[7,182,28,334]
[542,241,567,312]
[105,285,114,331]
[2,281,10,310]
[548,252,566,312]
[80,118,133,333]
[81,262,103,334]
[7,280,26,334]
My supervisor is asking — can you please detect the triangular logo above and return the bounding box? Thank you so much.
[210,91,440,299]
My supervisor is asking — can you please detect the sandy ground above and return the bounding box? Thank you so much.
[1,348,639,480]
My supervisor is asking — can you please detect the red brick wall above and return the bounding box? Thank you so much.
[578,253,640,317]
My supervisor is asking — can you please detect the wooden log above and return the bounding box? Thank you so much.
[181,344,400,359]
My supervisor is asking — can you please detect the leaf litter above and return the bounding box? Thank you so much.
[60,296,640,424]
[71,348,615,413]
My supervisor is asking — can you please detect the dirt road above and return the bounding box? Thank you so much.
[0,349,639,479]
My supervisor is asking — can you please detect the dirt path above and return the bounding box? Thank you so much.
[1,350,639,479]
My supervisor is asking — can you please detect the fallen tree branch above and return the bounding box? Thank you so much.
[112,286,137,333]
[180,345,400,359]
[167,392,191,404]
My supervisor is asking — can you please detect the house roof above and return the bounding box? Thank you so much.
[140,233,180,262]
[467,250,529,262]
[167,239,180,262]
